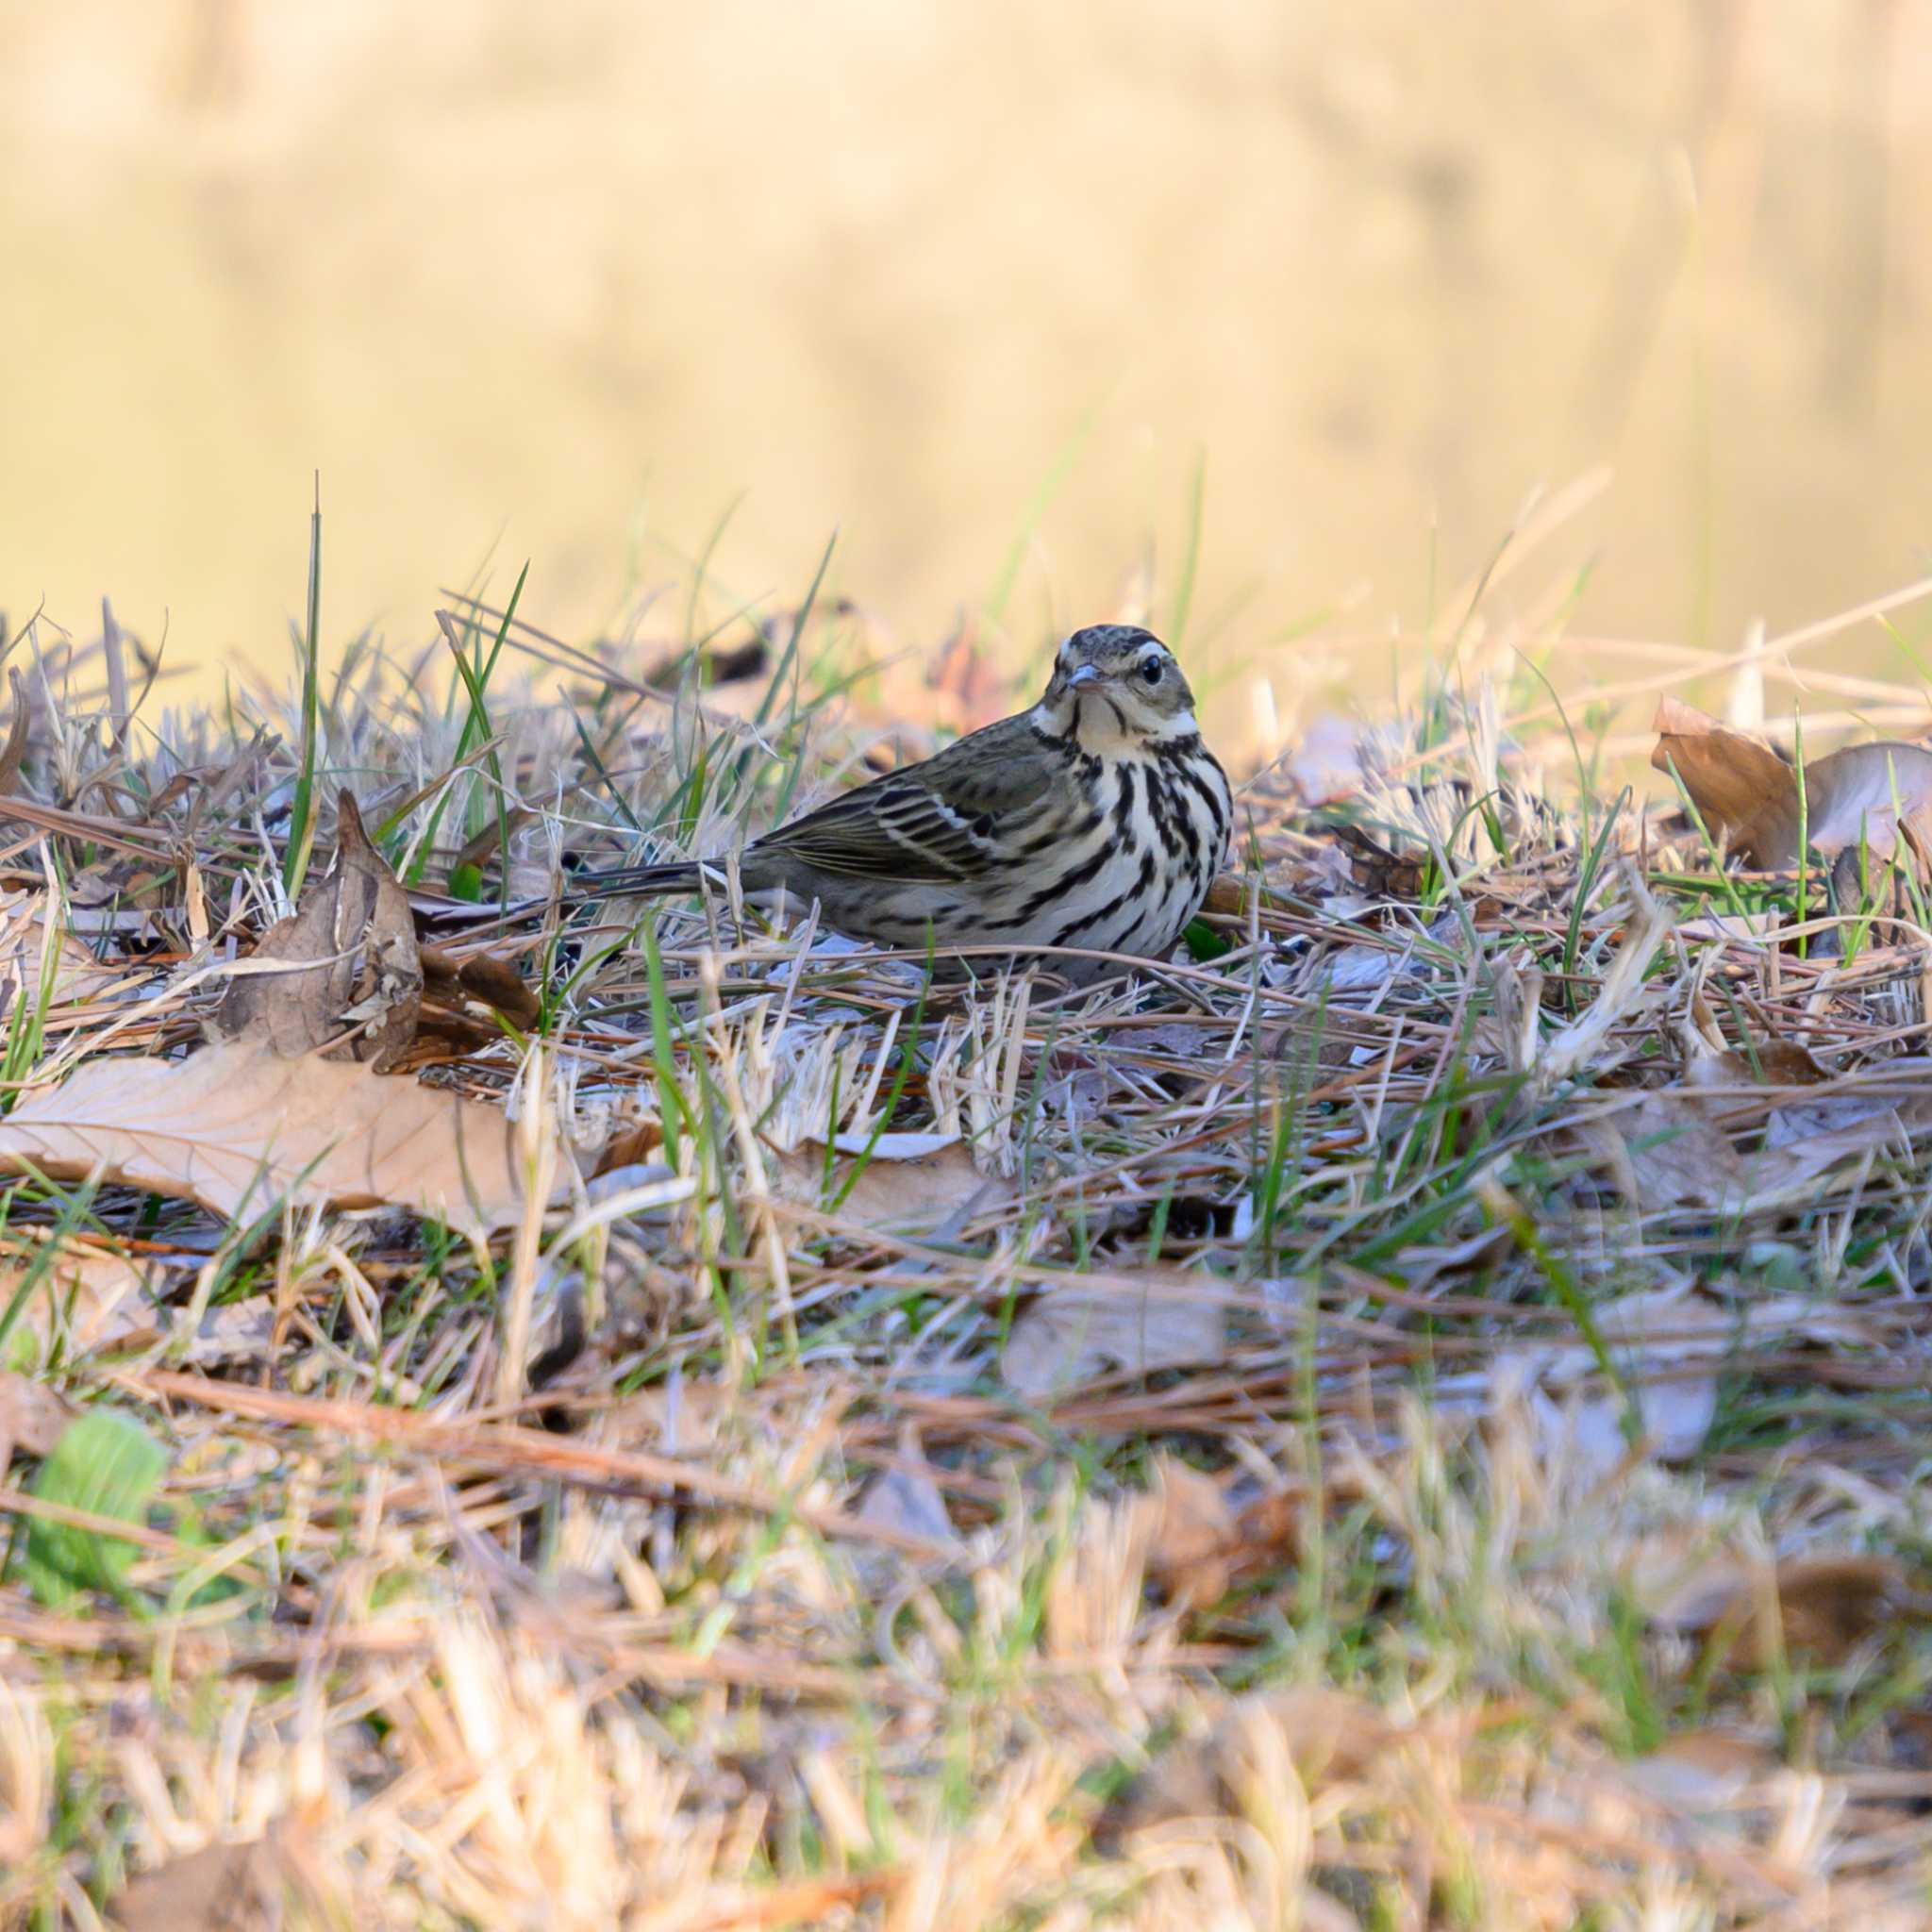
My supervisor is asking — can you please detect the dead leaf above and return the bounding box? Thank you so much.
[0,1233,162,1353]
[1652,697,1932,866]
[420,944,541,1028]
[1589,1094,1746,1211]
[1619,1729,1781,1809]
[1099,1686,1391,1845]
[0,1368,73,1462]
[65,855,177,908]
[1141,1456,1300,1612]
[211,791,422,1067]
[1143,1457,1240,1609]
[925,618,1012,733]
[855,1426,960,1552]
[1285,712,1367,805]
[1682,1038,1829,1095]
[0,670,28,795]
[1644,1553,1932,1669]
[108,1824,326,1932]
[0,890,120,1008]
[766,1131,1011,1234]
[1001,1273,1227,1399]
[1651,698,1798,865]
[0,1039,547,1240]
[1330,823,1427,900]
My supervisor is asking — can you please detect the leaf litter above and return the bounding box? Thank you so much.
[7,566,1932,1926]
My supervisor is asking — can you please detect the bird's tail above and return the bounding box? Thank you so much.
[575,860,706,900]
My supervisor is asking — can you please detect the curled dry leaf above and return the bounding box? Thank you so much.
[1284,712,1368,806]
[766,1131,1012,1235]
[1652,696,1932,867]
[0,1038,545,1241]
[211,791,422,1067]
[0,668,28,795]
[420,943,541,1031]
[1001,1272,1228,1400]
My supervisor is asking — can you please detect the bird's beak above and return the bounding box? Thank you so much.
[1064,663,1102,690]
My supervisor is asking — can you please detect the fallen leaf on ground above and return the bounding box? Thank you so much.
[210,791,422,1066]
[1584,1075,1932,1215]
[1002,1273,1228,1399]
[0,1234,162,1356]
[1143,1456,1239,1609]
[109,1822,327,1932]
[1642,1552,1932,1669]
[855,1426,960,1552]
[1585,1094,1745,1212]
[1284,712,1368,805]
[1618,1729,1782,1809]
[419,942,541,1047]
[1491,1349,1712,1488]
[0,1368,72,1462]
[767,1131,1011,1234]
[0,1039,547,1240]
[1141,1455,1301,1611]
[1754,1055,1932,1145]
[1098,1686,1391,1845]
[1680,1036,1828,1095]
[1652,696,1932,866]
[0,889,120,1008]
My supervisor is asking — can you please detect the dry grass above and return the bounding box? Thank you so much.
[5,541,1932,1930]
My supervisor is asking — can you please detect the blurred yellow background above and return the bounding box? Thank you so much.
[4,0,1931,728]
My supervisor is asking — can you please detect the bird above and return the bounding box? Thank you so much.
[580,624,1234,981]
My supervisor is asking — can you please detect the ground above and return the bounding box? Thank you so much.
[3,559,1932,1930]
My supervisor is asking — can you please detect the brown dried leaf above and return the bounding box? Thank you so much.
[855,1427,960,1552]
[767,1131,1011,1234]
[66,856,177,908]
[1284,712,1367,805]
[108,1828,316,1932]
[1802,739,1932,860]
[1619,1729,1781,1809]
[0,1368,73,1461]
[0,890,120,1008]
[1143,1456,1240,1609]
[1645,1553,1932,1669]
[0,1233,163,1354]
[1593,1094,1746,1211]
[420,944,541,1028]
[0,670,28,795]
[1651,697,1798,866]
[212,791,422,1067]
[1141,1456,1300,1612]
[925,618,1012,733]
[1099,1687,1391,1845]
[1652,696,1932,866]
[0,1039,544,1240]
[1682,1038,1828,1094]
[1001,1273,1227,1400]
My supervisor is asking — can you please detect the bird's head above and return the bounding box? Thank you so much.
[1036,625,1200,748]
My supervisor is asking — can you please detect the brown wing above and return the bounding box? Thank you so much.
[751,715,1058,882]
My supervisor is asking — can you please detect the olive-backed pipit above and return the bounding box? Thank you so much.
[582,624,1233,980]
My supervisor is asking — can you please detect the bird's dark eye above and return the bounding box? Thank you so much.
[1139,658,1164,685]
